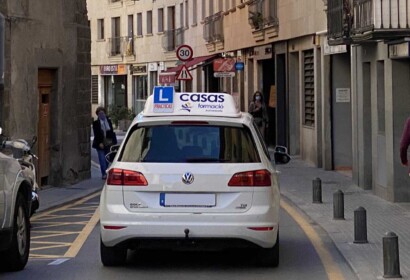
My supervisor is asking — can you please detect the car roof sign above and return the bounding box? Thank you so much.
[142,86,241,118]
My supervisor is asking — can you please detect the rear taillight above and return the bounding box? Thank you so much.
[228,169,271,187]
[107,168,148,186]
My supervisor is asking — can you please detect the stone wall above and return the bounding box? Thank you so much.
[0,0,91,186]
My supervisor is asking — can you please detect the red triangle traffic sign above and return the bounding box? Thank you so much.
[176,65,193,81]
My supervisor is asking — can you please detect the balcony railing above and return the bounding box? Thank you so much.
[327,0,410,44]
[203,12,224,43]
[248,0,279,30]
[162,28,184,52]
[326,0,351,44]
[108,37,123,56]
[352,0,410,38]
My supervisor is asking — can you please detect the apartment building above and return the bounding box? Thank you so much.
[0,0,91,187]
[88,0,410,201]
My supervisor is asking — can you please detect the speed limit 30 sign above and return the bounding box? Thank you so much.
[176,45,193,61]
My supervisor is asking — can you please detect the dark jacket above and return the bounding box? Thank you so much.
[400,117,410,166]
[92,118,117,150]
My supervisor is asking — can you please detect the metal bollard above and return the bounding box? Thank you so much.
[333,190,344,220]
[353,206,368,243]
[383,232,401,278]
[312,178,322,203]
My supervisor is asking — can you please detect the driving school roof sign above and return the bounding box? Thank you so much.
[144,87,240,117]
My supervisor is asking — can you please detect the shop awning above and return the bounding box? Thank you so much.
[163,54,218,73]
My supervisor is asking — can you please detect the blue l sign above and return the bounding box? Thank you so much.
[154,86,174,103]
[153,86,174,113]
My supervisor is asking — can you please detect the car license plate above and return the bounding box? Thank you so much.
[159,193,216,207]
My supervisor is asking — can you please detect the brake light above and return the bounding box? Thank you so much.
[107,168,148,186]
[228,169,271,187]
[247,227,274,231]
[103,225,126,230]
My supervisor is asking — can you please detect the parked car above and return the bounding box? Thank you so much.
[0,127,31,271]
[99,88,290,267]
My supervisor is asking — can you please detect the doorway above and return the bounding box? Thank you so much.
[38,69,55,186]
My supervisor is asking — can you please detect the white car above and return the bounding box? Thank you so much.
[99,88,290,267]
[0,128,32,271]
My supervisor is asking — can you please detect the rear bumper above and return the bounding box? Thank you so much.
[100,202,279,249]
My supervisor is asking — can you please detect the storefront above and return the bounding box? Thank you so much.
[100,64,128,110]
[130,64,148,114]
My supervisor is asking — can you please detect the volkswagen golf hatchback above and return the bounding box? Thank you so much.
[99,87,290,267]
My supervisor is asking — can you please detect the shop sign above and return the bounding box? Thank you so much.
[130,65,147,74]
[213,58,236,72]
[388,42,410,59]
[148,62,158,71]
[250,44,273,60]
[100,64,127,75]
[324,40,347,55]
[159,74,176,85]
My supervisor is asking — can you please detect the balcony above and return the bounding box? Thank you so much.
[351,0,410,42]
[248,0,279,30]
[326,0,352,45]
[162,28,185,52]
[107,37,123,57]
[327,0,410,45]
[203,12,224,43]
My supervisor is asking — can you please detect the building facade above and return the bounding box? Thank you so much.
[87,0,410,202]
[0,0,91,187]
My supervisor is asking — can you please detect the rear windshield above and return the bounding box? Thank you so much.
[119,124,260,163]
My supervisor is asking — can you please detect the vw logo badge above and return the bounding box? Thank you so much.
[182,172,194,185]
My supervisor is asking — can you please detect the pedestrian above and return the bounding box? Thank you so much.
[400,117,410,176]
[92,106,117,180]
[249,91,269,139]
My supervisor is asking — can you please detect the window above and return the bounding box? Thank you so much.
[147,10,153,34]
[209,0,214,16]
[110,17,121,55]
[158,8,164,32]
[180,3,184,28]
[185,0,189,27]
[97,19,104,40]
[303,49,315,127]
[120,125,260,163]
[201,0,206,21]
[127,15,134,56]
[137,13,143,36]
[192,0,197,25]
[91,75,99,104]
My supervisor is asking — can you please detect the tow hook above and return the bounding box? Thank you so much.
[184,228,190,239]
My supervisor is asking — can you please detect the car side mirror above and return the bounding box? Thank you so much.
[110,144,120,153]
[274,145,291,165]
[105,151,117,163]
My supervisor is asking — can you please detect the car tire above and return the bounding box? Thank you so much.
[256,232,279,267]
[100,238,127,266]
[0,193,30,271]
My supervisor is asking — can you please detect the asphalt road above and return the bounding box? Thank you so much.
[0,192,357,280]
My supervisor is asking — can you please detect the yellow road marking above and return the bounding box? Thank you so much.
[35,213,94,221]
[280,199,345,280]
[31,232,80,240]
[30,243,71,251]
[31,192,101,221]
[30,254,65,259]
[64,206,100,258]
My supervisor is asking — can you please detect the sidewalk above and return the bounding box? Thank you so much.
[277,157,410,280]
[36,154,410,279]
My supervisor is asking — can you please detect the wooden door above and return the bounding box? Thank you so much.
[38,70,53,186]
